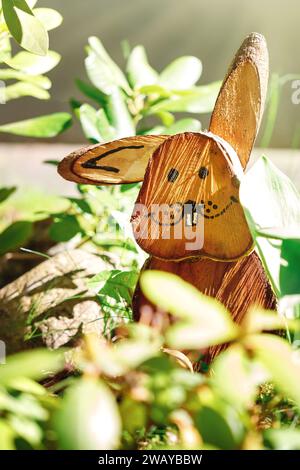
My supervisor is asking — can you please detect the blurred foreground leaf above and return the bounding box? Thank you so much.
[140,270,239,349]
[54,378,121,450]
[0,113,72,137]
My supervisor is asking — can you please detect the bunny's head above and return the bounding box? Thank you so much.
[58,33,268,262]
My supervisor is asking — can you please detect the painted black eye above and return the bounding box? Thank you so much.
[198,167,209,179]
[167,168,179,182]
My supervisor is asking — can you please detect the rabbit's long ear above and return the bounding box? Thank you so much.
[209,33,269,169]
[58,135,168,185]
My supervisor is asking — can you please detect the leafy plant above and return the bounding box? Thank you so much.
[0,0,71,137]
[74,37,221,141]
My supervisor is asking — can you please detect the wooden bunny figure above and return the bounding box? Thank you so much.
[58,33,276,362]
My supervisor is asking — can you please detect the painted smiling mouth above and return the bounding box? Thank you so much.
[148,196,239,226]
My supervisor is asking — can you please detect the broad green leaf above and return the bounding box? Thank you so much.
[78,103,103,142]
[2,0,49,55]
[0,349,65,385]
[96,108,115,141]
[280,238,300,296]
[242,307,299,334]
[194,402,245,450]
[6,50,60,75]
[0,36,11,63]
[244,334,300,408]
[33,8,63,31]
[7,377,46,396]
[85,36,131,95]
[88,269,139,305]
[0,112,72,137]
[264,428,300,450]
[140,271,239,349]
[75,79,108,107]
[2,81,49,101]
[139,84,171,98]
[155,110,174,127]
[127,45,158,88]
[159,56,202,90]
[54,378,121,450]
[0,420,15,450]
[9,415,42,446]
[49,214,83,242]
[0,68,51,89]
[0,188,68,225]
[240,156,300,296]
[106,87,135,138]
[164,118,201,134]
[212,345,267,408]
[149,82,220,114]
[0,220,33,255]
[0,186,16,204]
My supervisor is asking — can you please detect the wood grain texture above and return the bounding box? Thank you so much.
[133,251,276,363]
[209,32,269,169]
[133,132,253,261]
[58,135,168,185]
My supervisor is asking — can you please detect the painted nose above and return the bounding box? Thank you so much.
[183,200,201,226]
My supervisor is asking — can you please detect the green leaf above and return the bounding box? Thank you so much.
[0,186,16,204]
[159,56,202,90]
[49,214,83,242]
[240,156,300,296]
[88,269,139,305]
[149,82,220,114]
[244,334,300,408]
[140,271,239,349]
[2,81,50,101]
[164,118,201,134]
[139,84,171,98]
[0,68,51,89]
[9,415,42,446]
[33,8,63,31]
[78,103,103,142]
[155,110,174,127]
[77,104,114,143]
[242,307,297,334]
[96,108,115,141]
[54,378,121,450]
[0,420,15,450]
[0,112,72,137]
[194,402,245,450]
[6,50,61,75]
[105,87,135,138]
[264,428,300,450]
[7,377,46,396]
[75,79,108,107]
[212,344,267,408]
[280,239,300,296]
[0,36,12,63]
[0,349,65,385]
[0,220,33,255]
[85,36,131,95]
[2,0,49,55]
[127,45,158,88]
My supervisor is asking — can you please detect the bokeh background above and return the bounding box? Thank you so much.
[1,0,300,147]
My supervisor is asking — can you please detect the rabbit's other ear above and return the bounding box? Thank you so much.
[209,33,269,169]
[58,135,168,185]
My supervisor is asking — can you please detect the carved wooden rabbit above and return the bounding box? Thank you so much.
[58,33,276,361]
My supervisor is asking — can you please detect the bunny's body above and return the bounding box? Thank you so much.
[58,33,276,362]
